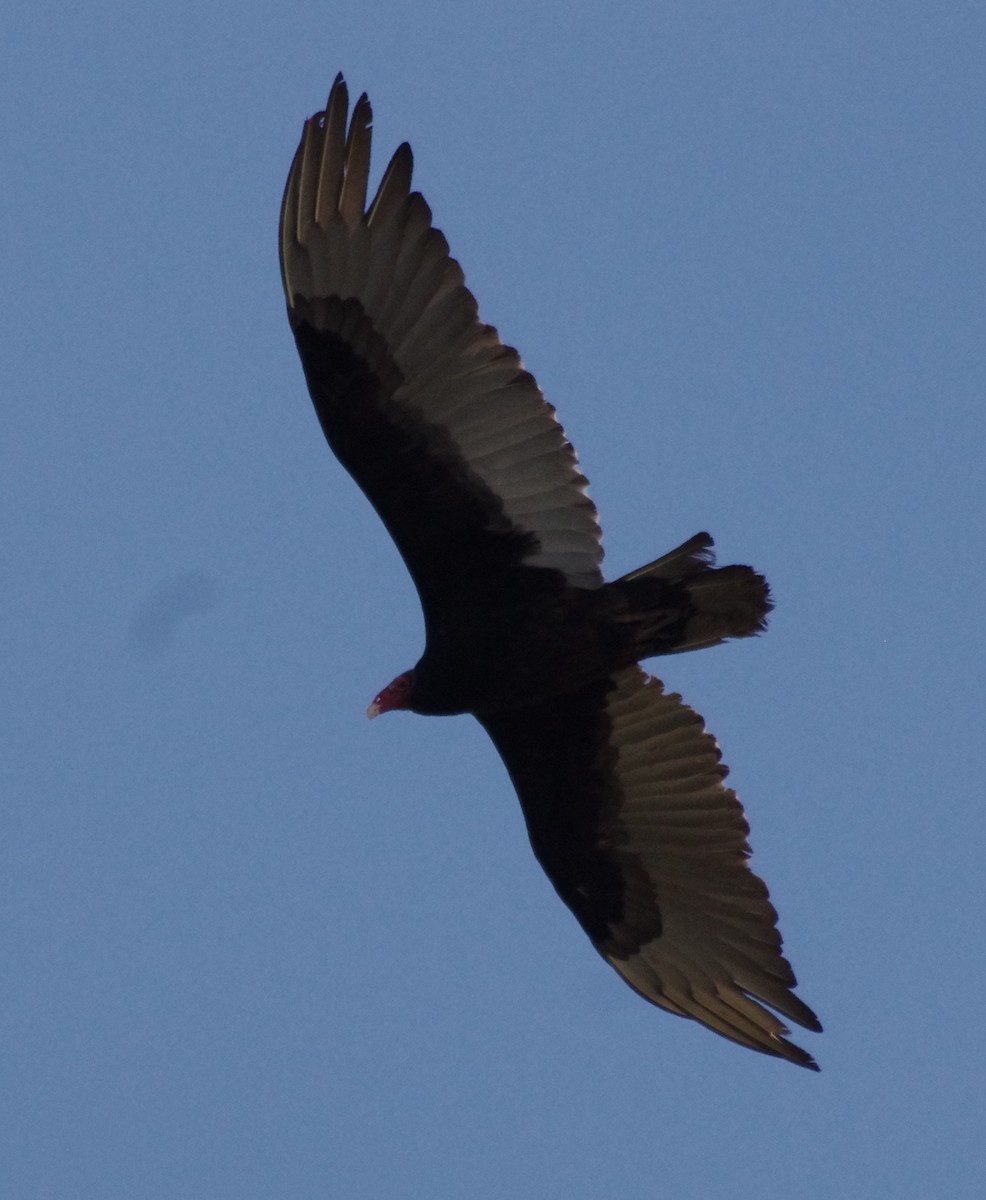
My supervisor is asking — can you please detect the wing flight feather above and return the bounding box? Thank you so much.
[599,667,820,1067]
[480,666,820,1069]
[280,76,603,591]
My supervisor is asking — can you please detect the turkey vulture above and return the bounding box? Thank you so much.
[279,76,821,1069]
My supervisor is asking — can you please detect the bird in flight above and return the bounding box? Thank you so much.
[279,75,820,1069]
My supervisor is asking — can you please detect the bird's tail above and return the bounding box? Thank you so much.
[611,533,772,657]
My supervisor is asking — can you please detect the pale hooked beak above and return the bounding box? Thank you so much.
[366,700,382,719]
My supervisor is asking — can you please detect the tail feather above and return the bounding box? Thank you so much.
[675,564,772,653]
[611,533,772,659]
[616,532,716,582]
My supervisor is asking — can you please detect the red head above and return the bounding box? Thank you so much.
[367,670,415,719]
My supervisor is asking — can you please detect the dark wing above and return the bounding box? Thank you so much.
[478,666,821,1069]
[279,77,603,617]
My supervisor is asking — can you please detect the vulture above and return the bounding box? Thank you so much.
[279,76,820,1070]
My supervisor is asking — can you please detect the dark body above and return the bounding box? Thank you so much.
[293,311,721,715]
[281,77,820,1068]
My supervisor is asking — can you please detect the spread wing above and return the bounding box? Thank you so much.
[478,666,821,1069]
[279,76,603,619]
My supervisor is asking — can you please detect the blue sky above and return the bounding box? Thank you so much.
[4,2,984,1196]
